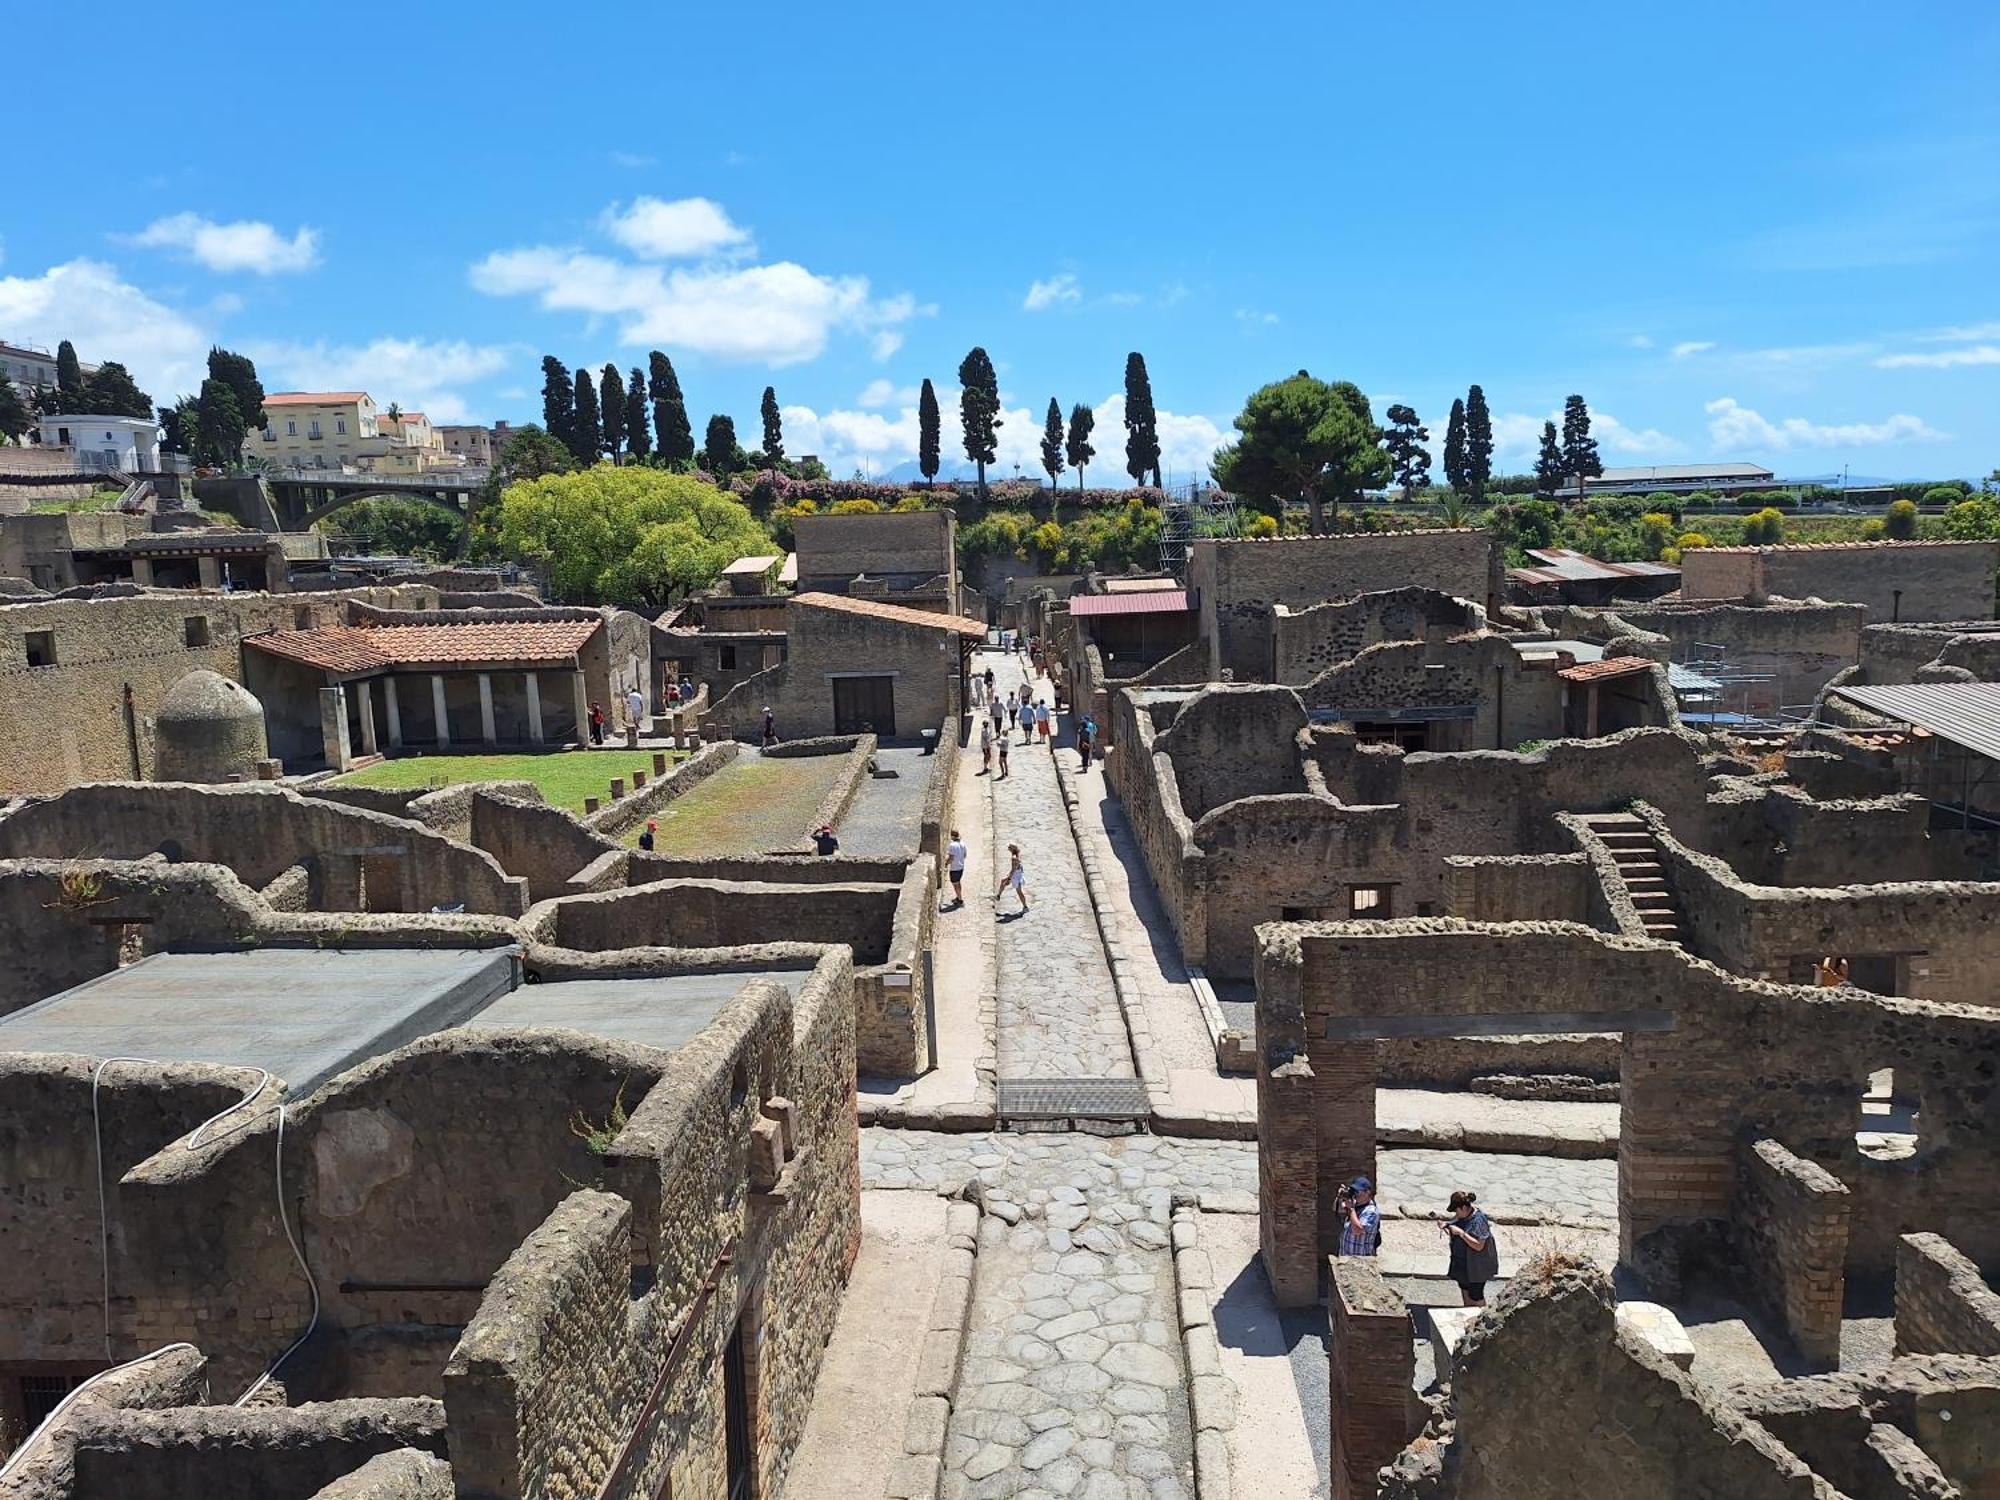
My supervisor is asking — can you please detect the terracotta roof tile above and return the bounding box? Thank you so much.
[246,618,600,675]
[1557,655,1658,683]
[792,591,986,636]
[1696,539,2000,555]
[1068,590,1191,617]
[1204,527,1483,545]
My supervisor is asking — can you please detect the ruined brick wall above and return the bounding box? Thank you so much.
[1895,1232,2000,1357]
[470,790,619,903]
[793,510,955,592]
[622,852,910,886]
[1106,687,1206,965]
[0,782,529,916]
[582,740,740,840]
[1609,598,1865,714]
[1675,548,1762,602]
[1299,633,1574,749]
[1858,620,2000,683]
[1272,586,1486,686]
[705,605,961,741]
[853,859,935,1075]
[541,878,900,962]
[1443,853,1594,923]
[1157,684,1308,818]
[1735,1138,1852,1367]
[1683,541,2000,622]
[1328,1260,1414,1500]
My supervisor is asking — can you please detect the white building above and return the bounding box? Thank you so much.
[37,415,162,472]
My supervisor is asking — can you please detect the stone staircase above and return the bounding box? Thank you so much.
[1580,812,1687,946]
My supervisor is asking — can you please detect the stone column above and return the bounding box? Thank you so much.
[525,672,544,744]
[130,557,154,587]
[264,546,288,594]
[571,670,590,748]
[384,676,403,749]
[478,673,497,745]
[356,679,379,756]
[196,555,222,591]
[318,685,353,772]
[432,674,451,748]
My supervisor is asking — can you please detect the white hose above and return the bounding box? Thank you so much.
[234,1103,320,1406]
[0,1342,199,1482]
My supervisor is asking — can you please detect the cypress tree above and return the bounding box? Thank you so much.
[1464,384,1493,501]
[760,386,784,464]
[1561,394,1602,500]
[1443,398,1468,495]
[647,350,694,464]
[206,347,265,433]
[957,347,1001,493]
[571,367,600,464]
[1123,352,1161,486]
[703,413,739,476]
[193,378,244,468]
[599,365,625,461]
[625,367,650,460]
[1534,421,1564,499]
[1040,399,1065,488]
[917,378,941,486]
[1066,403,1096,490]
[540,356,574,451]
[55,340,82,410]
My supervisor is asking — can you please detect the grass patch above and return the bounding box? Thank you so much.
[29,489,127,514]
[640,753,848,855]
[334,749,684,814]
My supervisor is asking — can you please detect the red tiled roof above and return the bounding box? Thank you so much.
[1695,539,2000,555]
[1205,527,1483,545]
[1557,655,1657,684]
[1068,590,1191,617]
[245,619,600,675]
[792,591,987,637]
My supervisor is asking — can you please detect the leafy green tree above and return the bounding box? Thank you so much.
[647,351,694,464]
[1124,352,1161,486]
[1066,403,1096,490]
[1884,498,1919,539]
[598,365,625,461]
[624,368,650,459]
[1443,398,1467,495]
[77,362,154,419]
[332,495,464,559]
[205,348,265,433]
[1463,385,1493,500]
[193,378,244,468]
[1382,404,1430,500]
[703,413,740,476]
[1943,498,2000,540]
[760,386,784,464]
[0,378,30,442]
[571,367,600,464]
[1040,399,1066,488]
[958,347,1002,492]
[540,356,574,451]
[1210,371,1389,533]
[1534,420,1564,499]
[498,424,575,478]
[494,465,769,608]
[918,378,941,485]
[55,341,82,410]
[1561,394,1602,500]
[158,396,200,455]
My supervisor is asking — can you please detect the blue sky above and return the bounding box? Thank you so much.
[4,2,1996,484]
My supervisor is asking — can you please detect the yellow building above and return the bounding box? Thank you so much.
[369,409,447,472]
[251,392,381,470]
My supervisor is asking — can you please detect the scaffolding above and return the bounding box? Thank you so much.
[1670,640,1793,731]
[1158,483,1239,580]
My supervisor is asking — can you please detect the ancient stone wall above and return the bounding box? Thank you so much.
[623,852,911,887]
[1299,633,1581,749]
[793,510,955,592]
[1156,684,1308,818]
[538,877,901,963]
[1272,586,1486,686]
[1105,687,1205,965]
[705,604,962,742]
[1735,1137,1852,1367]
[0,1344,207,1497]
[1895,1232,2000,1357]
[1602,597,1866,714]
[1328,1259,1414,1500]
[1857,620,2000,684]
[1443,853,1594,924]
[469,790,619,904]
[581,739,740,840]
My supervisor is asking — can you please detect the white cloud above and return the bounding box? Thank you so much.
[1488,408,1681,463]
[870,330,905,362]
[1874,345,2000,369]
[1088,393,1228,485]
[244,337,516,424]
[1023,274,1081,311]
[1626,334,1655,350]
[857,378,918,409]
[1704,396,1946,452]
[1670,340,1715,358]
[600,196,751,259]
[1235,307,1279,326]
[1103,291,1143,308]
[0,258,209,397]
[132,212,321,274]
[1915,321,2000,342]
[1594,412,1682,456]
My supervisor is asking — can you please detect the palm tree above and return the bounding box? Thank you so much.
[1437,491,1473,527]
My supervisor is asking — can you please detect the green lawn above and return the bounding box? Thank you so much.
[639,753,849,854]
[335,750,684,814]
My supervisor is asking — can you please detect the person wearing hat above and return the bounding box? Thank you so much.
[1336,1176,1380,1257]
[637,820,657,852]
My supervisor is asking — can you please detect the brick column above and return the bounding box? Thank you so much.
[196,555,222,591]
[318,685,352,772]
[384,676,403,749]
[432,674,451,748]
[1329,1258,1412,1500]
[478,672,497,745]
[1313,1038,1381,1258]
[525,672,544,744]
[1261,1056,1321,1307]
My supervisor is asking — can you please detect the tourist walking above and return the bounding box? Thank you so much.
[996,732,1010,779]
[1076,717,1093,770]
[993,842,1029,912]
[983,666,995,702]
[637,820,657,852]
[991,691,1008,739]
[625,685,645,728]
[1443,1191,1499,1305]
[979,717,994,773]
[945,829,967,908]
[588,702,606,745]
[1018,697,1036,743]
[762,708,778,748]
[1336,1177,1380,1257]
[1035,699,1052,746]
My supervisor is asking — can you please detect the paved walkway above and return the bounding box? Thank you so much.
[980,649,1135,1081]
[836,744,934,856]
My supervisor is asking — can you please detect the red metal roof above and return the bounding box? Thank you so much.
[1067,590,1191,617]
[245,619,600,675]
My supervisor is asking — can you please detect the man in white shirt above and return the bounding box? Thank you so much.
[945,829,968,908]
[624,686,645,728]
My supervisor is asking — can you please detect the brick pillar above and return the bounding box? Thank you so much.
[1329,1258,1412,1500]
[1261,1056,1321,1307]
[525,672,543,744]
[384,676,403,749]
[196,555,222,591]
[1313,1038,1381,1261]
[130,556,154,587]
[432,674,451,748]
[318,685,352,772]
[478,672,497,745]
[571,671,590,748]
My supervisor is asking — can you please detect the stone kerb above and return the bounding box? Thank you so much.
[1171,1201,1239,1500]
[582,738,739,838]
[885,1199,979,1500]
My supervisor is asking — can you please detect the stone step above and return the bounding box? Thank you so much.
[1631,896,1677,912]
[1580,812,1642,827]
[1595,829,1652,844]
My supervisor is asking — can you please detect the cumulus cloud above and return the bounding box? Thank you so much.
[132,212,320,274]
[600,196,751,259]
[1023,274,1081,311]
[857,379,918,410]
[471,201,918,366]
[1670,340,1715,358]
[1705,397,1945,451]
[0,258,210,396]
[1874,345,2000,369]
[1488,408,1680,463]
[1235,308,1279,326]
[244,337,516,423]
[1626,334,1655,350]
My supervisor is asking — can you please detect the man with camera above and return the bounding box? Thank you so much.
[1334,1176,1380,1257]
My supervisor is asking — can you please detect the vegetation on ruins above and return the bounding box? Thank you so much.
[960,498,1163,572]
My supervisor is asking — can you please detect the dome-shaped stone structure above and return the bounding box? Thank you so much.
[154,670,269,782]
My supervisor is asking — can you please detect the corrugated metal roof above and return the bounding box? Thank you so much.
[1833,682,2000,761]
[1068,590,1191,618]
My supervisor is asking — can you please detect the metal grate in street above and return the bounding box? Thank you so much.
[996,1076,1152,1123]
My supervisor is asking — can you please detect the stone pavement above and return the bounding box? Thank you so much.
[980,649,1135,1081]
[837,744,935,856]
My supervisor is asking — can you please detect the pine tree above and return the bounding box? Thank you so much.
[647,350,695,464]
[193,378,244,468]
[1463,385,1493,501]
[1066,403,1096,490]
[206,348,266,433]
[761,386,784,464]
[541,356,574,451]
[957,347,1001,492]
[1561,394,1602,500]
[158,396,201,456]
[1382,404,1431,500]
[0,378,30,442]
[625,367,650,460]
[917,378,941,486]
[1443,398,1468,495]
[1040,399,1066,488]
[599,365,625,461]
[55,341,82,410]
[1123,352,1161,486]
[1534,421,1564,499]
[703,414,739,476]
[78,362,153,420]
[571,368,600,464]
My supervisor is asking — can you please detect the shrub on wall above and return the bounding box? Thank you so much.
[1884,499,1919,539]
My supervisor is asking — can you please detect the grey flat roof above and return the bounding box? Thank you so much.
[1833,682,2000,762]
[1597,463,1773,482]
[464,969,808,1053]
[0,949,518,1095]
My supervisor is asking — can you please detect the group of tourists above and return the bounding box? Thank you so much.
[1334,1178,1500,1305]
